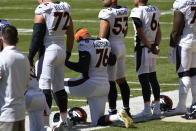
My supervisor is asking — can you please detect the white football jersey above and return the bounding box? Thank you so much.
[173,0,196,43]
[35,1,70,47]
[0,20,11,36]
[78,38,111,79]
[98,6,129,41]
[130,5,160,46]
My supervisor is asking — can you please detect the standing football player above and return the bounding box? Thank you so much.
[63,28,133,128]
[166,0,196,116]
[98,0,131,117]
[130,0,162,120]
[28,0,74,128]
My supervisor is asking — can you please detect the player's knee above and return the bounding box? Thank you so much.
[43,89,52,109]
[54,89,68,112]
[116,77,126,85]
[97,115,112,126]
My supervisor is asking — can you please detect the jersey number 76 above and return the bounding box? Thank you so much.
[96,48,109,67]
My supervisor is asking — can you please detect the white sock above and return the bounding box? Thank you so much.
[60,112,67,123]
[109,114,119,122]
[153,101,160,110]
[191,76,196,104]
[178,77,191,108]
[144,102,151,113]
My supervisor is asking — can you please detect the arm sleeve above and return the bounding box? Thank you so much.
[65,51,90,74]
[131,17,143,28]
[28,23,46,66]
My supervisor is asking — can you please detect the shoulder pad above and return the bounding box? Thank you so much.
[130,7,142,19]
[78,40,93,51]
[62,2,71,12]
[35,3,51,15]
[98,8,113,20]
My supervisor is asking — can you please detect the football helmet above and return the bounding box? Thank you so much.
[152,95,173,111]
[68,107,87,125]
[185,103,196,119]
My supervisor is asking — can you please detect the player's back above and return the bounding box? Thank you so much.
[78,38,111,80]
[35,1,70,47]
[173,0,196,41]
[98,6,129,41]
[131,5,160,45]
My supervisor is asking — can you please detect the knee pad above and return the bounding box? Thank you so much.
[97,115,112,126]
[54,89,68,112]
[108,81,117,109]
[43,89,52,109]
[179,77,191,95]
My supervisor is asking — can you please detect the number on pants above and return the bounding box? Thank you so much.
[53,12,70,31]
[151,13,158,31]
[112,17,128,36]
[96,48,109,67]
[190,6,196,24]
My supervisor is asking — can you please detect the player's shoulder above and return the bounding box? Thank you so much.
[78,39,95,51]
[98,8,114,20]
[0,20,11,25]
[130,7,143,18]
[35,2,52,15]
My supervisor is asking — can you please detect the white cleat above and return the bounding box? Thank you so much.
[152,108,162,119]
[53,121,70,131]
[164,107,187,117]
[132,110,152,122]
[118,110,134,128]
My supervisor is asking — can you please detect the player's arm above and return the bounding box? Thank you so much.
[170,10,185,47]
[131,17,152,49]
[98,19,110,38]
[65,51,90,74]
[28,14,46,67]
[65,17,74,60]
[155,24,162,45]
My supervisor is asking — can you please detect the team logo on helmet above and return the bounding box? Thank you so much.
[68,107,87,125]
[151,95,173,111]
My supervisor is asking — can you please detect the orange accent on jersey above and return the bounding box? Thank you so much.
[75,29,88,41]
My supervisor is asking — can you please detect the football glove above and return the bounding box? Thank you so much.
[168,46,175,64]
[66,51,71,61]
[108,52,117,66]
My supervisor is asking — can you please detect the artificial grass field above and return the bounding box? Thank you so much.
[0,0,195,130]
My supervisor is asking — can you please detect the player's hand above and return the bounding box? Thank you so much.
[150,44,159,55]
[168,46,175,64]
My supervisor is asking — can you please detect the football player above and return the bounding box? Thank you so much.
[0,20,11,51]
[98,0,131,117]
[28,0,74,128]
[166,0,196,116]
[64,28,133,128]
[130,0,162,120]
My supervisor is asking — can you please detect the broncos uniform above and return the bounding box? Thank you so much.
[130,4,162,119]
[64,38,111,126]
[98,6,128,81]
[165,0,196,116]
[98,6,132,116]
[130,5,160,75]
[35,1,70,93]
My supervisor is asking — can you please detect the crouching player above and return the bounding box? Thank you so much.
[25,74,63,131]
[63,28,133,128]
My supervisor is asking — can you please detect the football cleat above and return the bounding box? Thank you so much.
[184,103,196,120]
[132,110,152,122]
[123,107,132,118]
[118,110,134,128]
[163,106,186,117]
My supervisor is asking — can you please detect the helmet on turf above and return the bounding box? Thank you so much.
[185,103,196,119]
[151,95,173,111]
[68,107,87,125]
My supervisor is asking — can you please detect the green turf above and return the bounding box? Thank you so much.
[1,0,195,130]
